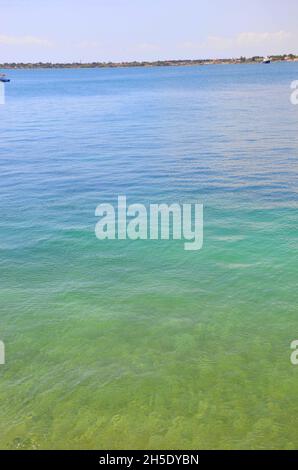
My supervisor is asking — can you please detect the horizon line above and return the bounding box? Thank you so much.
[1,53,298,67]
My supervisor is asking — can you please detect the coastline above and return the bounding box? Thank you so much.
[1,55,298,69]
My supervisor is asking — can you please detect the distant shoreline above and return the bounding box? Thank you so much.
[1,54,298,69]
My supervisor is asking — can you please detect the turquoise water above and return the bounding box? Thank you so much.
[0,64,297,449]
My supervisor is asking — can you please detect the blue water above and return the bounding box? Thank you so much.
[0,63,297,449]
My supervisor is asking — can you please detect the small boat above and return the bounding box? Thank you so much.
[262,57,271,64]
[0,74,10,83]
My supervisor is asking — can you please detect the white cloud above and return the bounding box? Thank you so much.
[236,31,291,47]
[183,31,293,55]
[0,34,53,47]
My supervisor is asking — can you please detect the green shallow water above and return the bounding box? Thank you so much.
[0,64,297,449]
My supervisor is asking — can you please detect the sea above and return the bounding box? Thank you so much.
[0,63,297,449]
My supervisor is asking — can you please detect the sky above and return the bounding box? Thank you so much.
[1,0,298,62]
